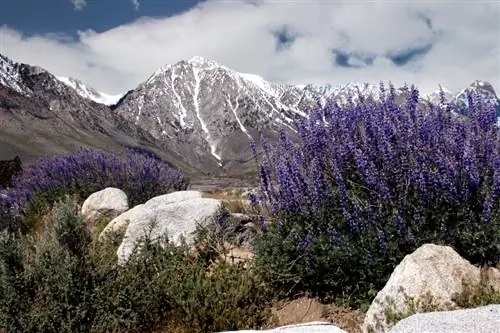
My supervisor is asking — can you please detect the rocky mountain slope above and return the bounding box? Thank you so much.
[56,76,123,106]
[111,57,401,172]
[1,53,498,177]
[113,56,499,172]
[0,53,194,174]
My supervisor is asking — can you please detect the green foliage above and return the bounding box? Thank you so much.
[0,197,272,333]
[253,206,499,308]
[253,212,397,308]
[172,261,272,332]
[0,197,97,332]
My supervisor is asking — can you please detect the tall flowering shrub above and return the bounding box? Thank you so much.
[253,83,499,305]
[0,148,188,231]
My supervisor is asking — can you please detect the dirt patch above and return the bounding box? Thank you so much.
[269,296,365,333]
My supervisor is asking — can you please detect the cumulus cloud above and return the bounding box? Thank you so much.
[1,0,499,95]
[71,0,87,11]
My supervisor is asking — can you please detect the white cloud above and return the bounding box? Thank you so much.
[71,0,87,11]
[1,0,499,95]
[131,0,140,11]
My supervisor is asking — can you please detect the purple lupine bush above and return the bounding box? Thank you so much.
[0,148,188,231]
[253,83,499,306]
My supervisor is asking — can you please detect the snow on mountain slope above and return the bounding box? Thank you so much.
[114,56,500,171]
[0,54,31,95]
[114,56,311,169]
[238,72,280,97]
[422,86,454,105]
[2,52,497,175]
[453,80,499,106]
[57,76,123,105]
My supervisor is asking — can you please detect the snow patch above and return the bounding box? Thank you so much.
[239,72,277,97]
[275,117,297,133]
[167,70,189,128]
[192,66,222,164]
[135,95,144,124]
[57,76,122,105]
[227,87,251,138]
[0,55,28,95]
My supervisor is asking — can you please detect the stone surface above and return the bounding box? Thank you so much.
[362,243,485,333]
[100,190,201,240]
[113,191,221,263]
[387,304,500,333]
[81,187,128,231]
[484,266,500,293]
[217,321,348,333]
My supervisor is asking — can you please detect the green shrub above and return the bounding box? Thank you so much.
[0,197,271,333]
[0,197,96,332]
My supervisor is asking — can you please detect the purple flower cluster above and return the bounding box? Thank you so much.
[255,83,499,255]
[0,148,188,229]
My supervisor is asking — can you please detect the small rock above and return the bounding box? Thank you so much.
[81,187,128,231]
[231,213,252,223]
[221,243,254,267]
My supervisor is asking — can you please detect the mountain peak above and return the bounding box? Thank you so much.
[144,56,226,86]
[0,53,13,64]
[56,76,123,105]
[187,56,219,66]
[469,80,497,97]
[0,53,28,95]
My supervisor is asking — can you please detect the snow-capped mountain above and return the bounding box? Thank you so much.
[0,54,27,95]
[1,54,122,106]
[0,53,192,175]
[442,80,500,126]
[57,76,123,106]
[113,56,392,170]
[0,53,69,97]
[1,52,498,177]
[421,86,454,105]
[452,80,500,113]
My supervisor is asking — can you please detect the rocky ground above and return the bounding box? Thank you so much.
[269,297,365,333]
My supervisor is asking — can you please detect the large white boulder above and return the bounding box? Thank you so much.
[109,191,220,263]
[388,304,500,333]
[217,321,348,333]
[362,244,488,333]
[100,190,202,240]
[81,187,128,231]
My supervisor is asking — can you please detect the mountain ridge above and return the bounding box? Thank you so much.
[0,53,498,177]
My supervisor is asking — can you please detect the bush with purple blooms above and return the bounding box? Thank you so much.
[0,148,188,231]
[252,83,499,307]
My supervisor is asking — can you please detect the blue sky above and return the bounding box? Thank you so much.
[0,1,498,95]
[0,0,200,37]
